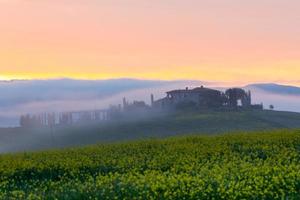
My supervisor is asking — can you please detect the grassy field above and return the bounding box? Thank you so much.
[1,110,300,153]
[1,129,300,199]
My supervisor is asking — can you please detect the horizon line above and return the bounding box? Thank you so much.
[0,77,299,88]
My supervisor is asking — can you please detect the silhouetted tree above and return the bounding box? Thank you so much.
[20,115,25,127]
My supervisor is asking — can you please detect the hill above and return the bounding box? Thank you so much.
[0,129,300,199]
[1,110,300,153]
[247,83,300,96]
[1,80,299,127]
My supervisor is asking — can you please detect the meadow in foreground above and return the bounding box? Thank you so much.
[1,129,300,199]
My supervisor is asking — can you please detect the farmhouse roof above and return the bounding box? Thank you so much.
[166,86,220,94]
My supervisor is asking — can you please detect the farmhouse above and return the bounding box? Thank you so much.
[152,86,254,110]
[19,86,262,127]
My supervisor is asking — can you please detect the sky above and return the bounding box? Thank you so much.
[0,0,299,85]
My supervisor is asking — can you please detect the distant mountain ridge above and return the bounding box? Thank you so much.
[246,83,300,96]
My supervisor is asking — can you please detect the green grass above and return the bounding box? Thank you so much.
[1,110,300,152]
[1,129,300,199]
[57,110,300,140]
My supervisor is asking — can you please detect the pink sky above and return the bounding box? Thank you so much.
[0,0,299,85]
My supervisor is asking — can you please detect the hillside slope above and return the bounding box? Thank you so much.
[1,130,300,199]
[1,110,300,153]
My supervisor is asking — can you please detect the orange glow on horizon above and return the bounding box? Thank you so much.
[0,0,299,86]
[1,63,300,87]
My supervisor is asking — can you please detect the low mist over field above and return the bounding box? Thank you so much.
[0,79,204,127]
[0,79,299,127]
[246,84,300,113]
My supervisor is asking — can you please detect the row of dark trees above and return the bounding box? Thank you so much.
[20,113,55,127]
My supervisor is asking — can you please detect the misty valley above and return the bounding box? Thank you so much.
[0,79,300,199]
